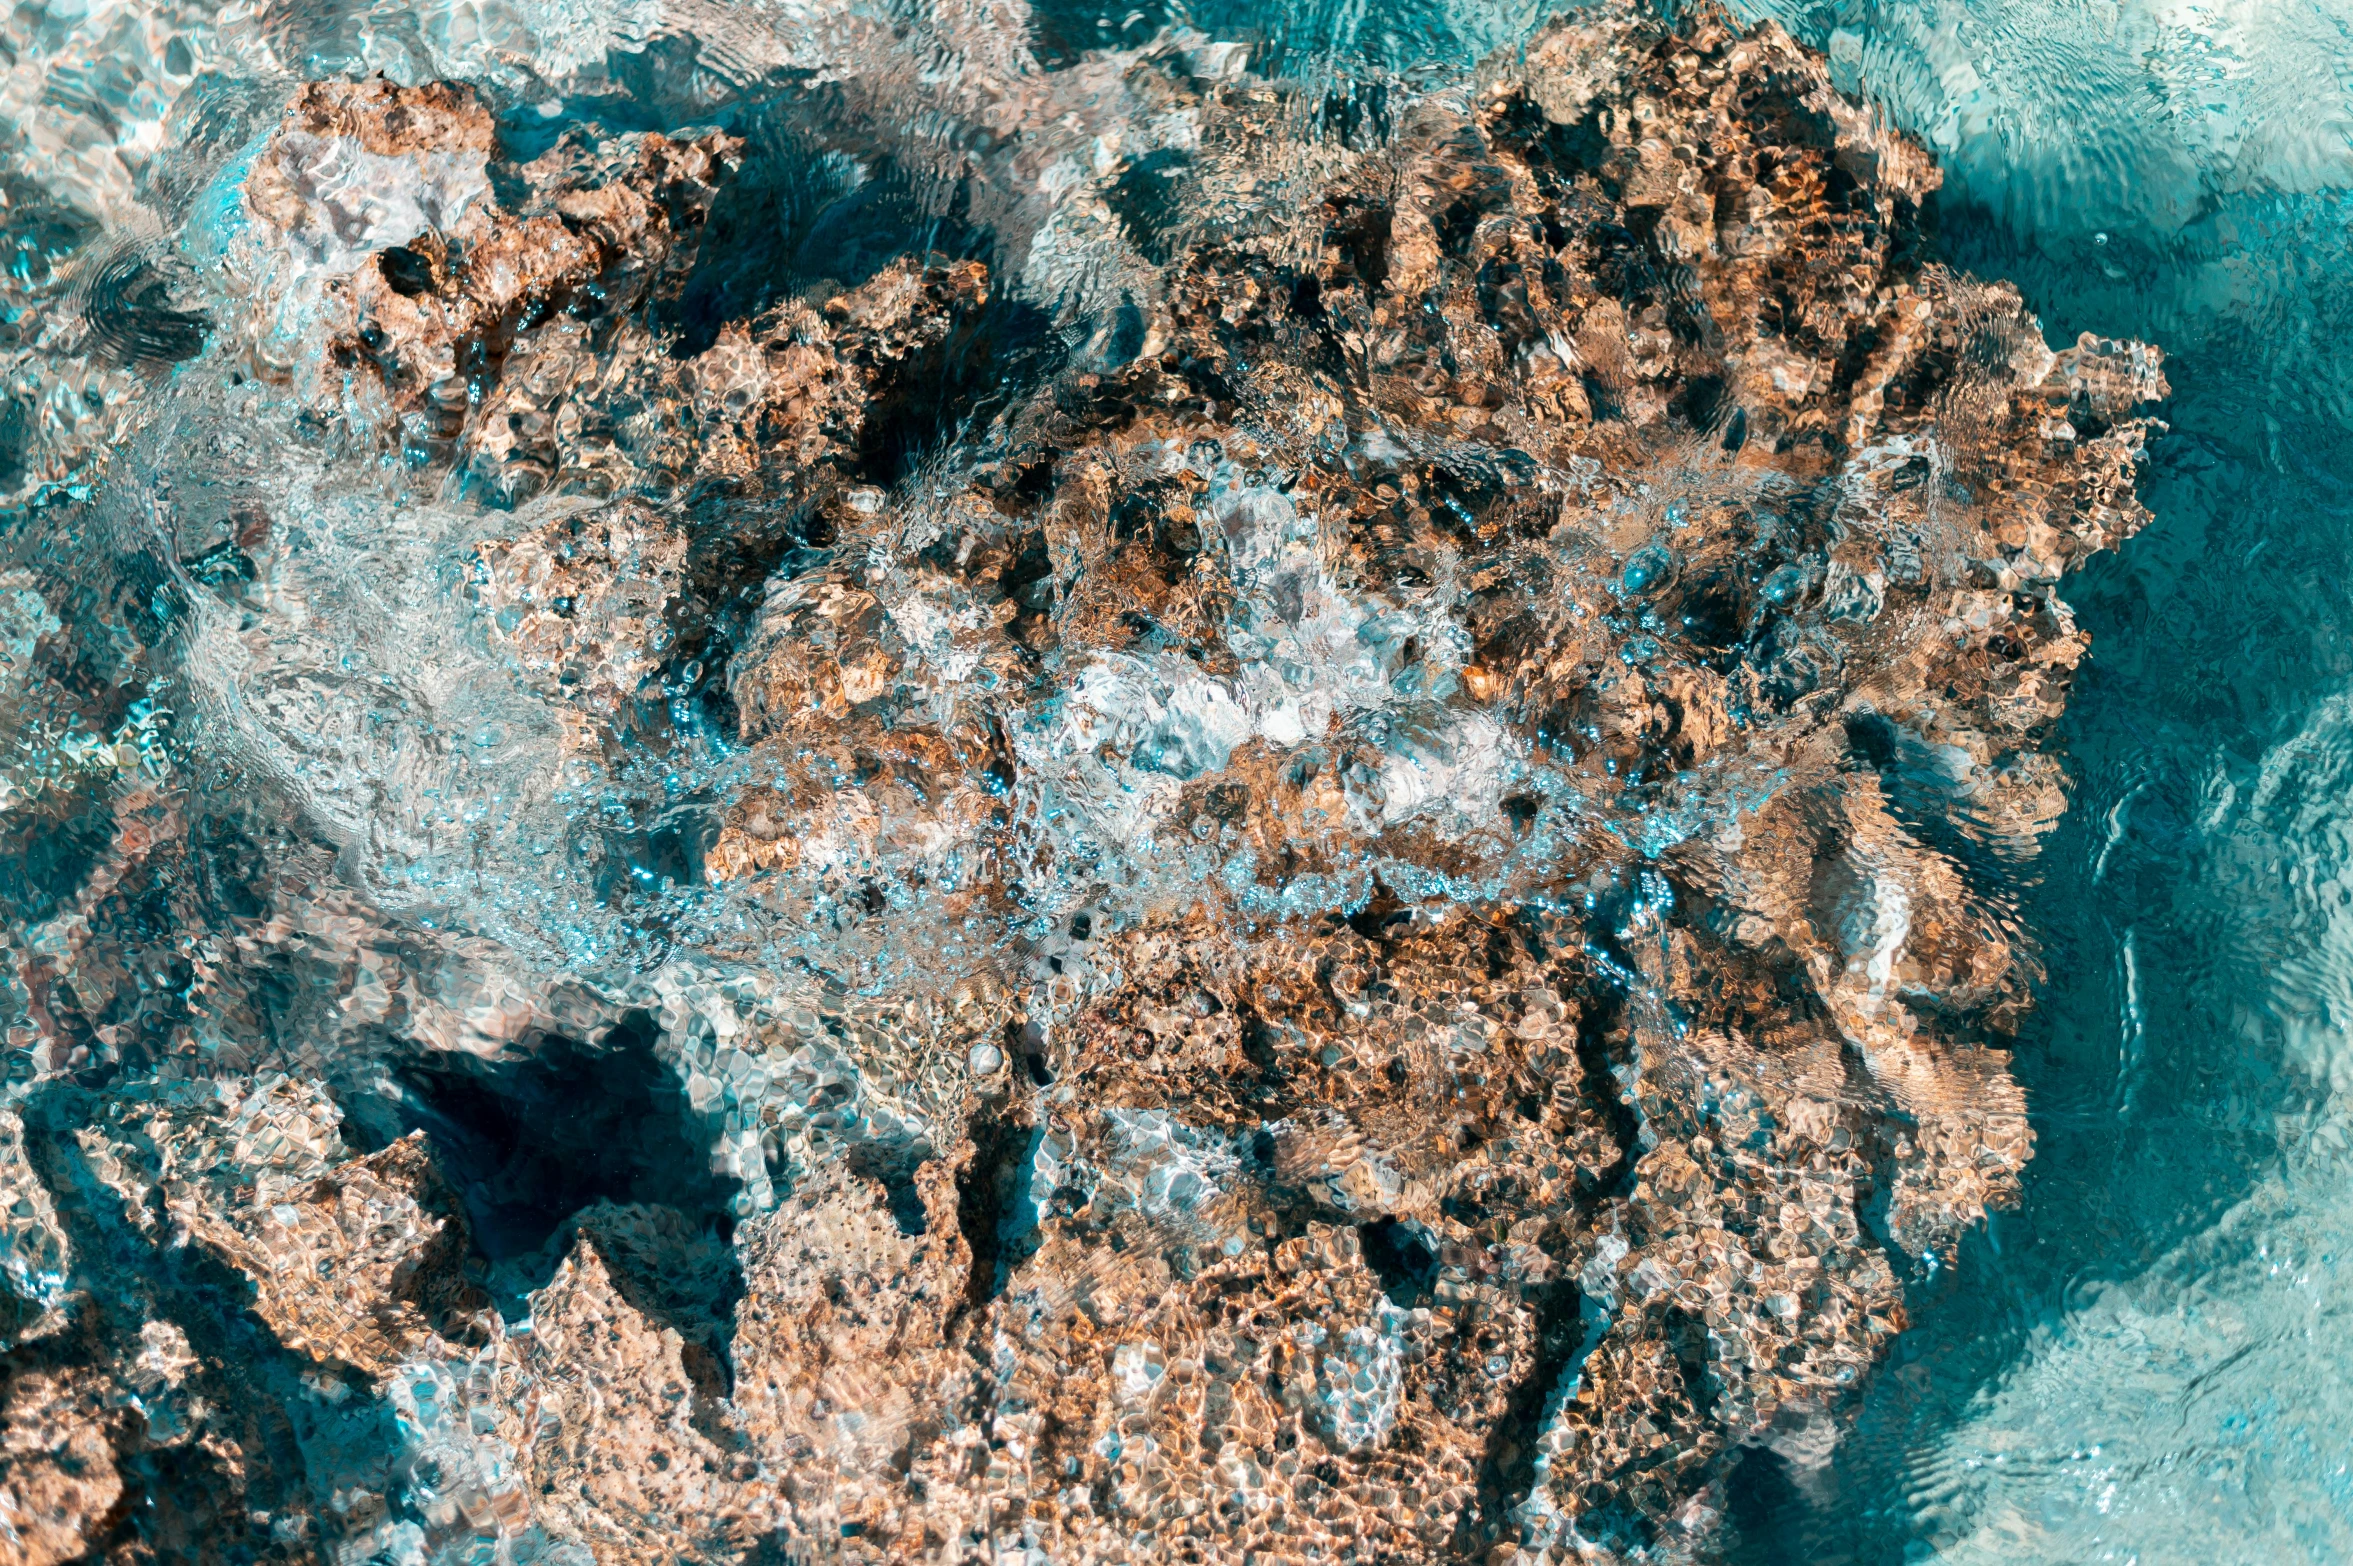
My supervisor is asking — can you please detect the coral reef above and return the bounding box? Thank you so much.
[0,6,2162,1563]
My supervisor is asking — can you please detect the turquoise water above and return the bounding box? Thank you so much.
[1714,2,2353,1557]
[3,0,2350,1558]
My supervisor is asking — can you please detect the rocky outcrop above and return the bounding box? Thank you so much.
[0,7,2161,1562]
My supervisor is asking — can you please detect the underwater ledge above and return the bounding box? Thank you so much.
[0,3,2164,1561]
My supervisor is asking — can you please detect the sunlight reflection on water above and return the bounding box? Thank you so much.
[5,0,2353,1558]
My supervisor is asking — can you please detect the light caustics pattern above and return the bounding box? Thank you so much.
[0,0,2331,1563]
[1718,0,2353,1561]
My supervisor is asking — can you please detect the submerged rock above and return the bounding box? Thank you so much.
[0,6,2162,1562]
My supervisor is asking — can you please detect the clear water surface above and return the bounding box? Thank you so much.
[6,0,2353,1559]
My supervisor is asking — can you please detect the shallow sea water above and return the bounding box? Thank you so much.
[1716,2,2353,1558]
[2,0,2350,1559]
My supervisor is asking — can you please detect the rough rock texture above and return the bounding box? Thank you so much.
[0,8,2164,1564]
